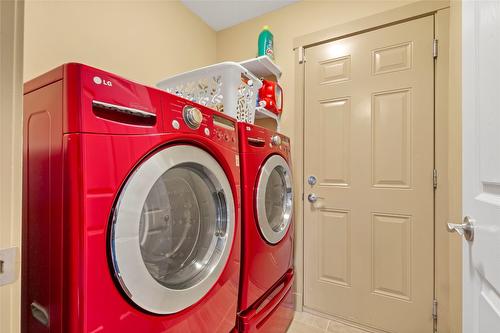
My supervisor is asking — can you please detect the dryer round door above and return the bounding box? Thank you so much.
[256,154,293,244]
[110,145,235,314]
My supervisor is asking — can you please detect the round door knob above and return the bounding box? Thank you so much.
[271,135,282,146]
[183,106,203,129]
[308,193,318,203]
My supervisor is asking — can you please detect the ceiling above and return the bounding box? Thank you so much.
[181,0,299,31]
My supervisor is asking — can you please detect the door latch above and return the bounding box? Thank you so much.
[447,216,474,241]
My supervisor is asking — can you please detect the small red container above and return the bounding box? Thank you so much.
[258,79,283,117]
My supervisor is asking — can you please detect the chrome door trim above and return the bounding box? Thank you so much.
[256,154,293,244]
[110,145,235,314]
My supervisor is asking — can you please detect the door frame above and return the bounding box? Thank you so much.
[0,1,24,332]
[293,1,458,332]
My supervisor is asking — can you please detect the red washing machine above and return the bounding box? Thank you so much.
[236,123,295,333]
[22,63,241,333]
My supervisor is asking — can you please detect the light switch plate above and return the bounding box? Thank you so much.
[0,247,19,286]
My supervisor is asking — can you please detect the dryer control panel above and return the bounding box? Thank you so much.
[238,122,290,158]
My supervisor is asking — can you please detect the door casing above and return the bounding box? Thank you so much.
[293,2,458,332]
[0,1,24,333]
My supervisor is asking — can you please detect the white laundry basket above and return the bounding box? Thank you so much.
[156,62,262,123]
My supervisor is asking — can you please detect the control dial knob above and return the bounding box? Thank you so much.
[183,106,203,129]
[271,134,282,146]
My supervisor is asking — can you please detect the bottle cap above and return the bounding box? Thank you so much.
[263,25,270,30]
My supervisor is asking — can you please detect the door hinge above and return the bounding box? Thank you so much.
[433,169,438,189]
[432,299,438,321]
[433,39,438,58]
[298,46,306,64]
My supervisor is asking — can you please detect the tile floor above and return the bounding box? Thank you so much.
[287,311,369,333]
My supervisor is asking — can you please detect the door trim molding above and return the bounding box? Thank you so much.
[0,1,24,332]
[293,1,449,49]
[293,2,456,332]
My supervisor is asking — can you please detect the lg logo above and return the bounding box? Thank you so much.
[93,76,112,87]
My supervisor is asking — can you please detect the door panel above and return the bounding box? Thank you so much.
[372,88,412,188]
[318,209,351,287]
[462,1,500,332]
[304,16,434,333]
[317,98,351,187]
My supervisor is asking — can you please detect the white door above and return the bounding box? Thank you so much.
[458,1,500,331]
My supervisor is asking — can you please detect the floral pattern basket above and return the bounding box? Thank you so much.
[157,62,262,123]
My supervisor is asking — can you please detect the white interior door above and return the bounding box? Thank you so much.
[460,1,500,332]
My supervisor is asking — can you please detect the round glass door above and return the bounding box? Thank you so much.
[256,154,293,244]
[110,145,235,314]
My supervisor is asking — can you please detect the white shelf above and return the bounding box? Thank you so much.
[255,106,280,120]
[254,107,280,131]
[239,56,282,80]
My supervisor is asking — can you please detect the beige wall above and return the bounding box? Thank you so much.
[216,0,415,138]
[0,1,24,333]
[24,0,217,85]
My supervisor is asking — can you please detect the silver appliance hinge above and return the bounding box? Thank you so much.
[432,299,438,321]
[298,46,306,64]
[433,39,438,58]
[433,169,438,189]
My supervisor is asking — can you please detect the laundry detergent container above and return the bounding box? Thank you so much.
[157,62,262,123]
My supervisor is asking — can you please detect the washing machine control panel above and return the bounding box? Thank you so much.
[164,96,237,150]
[182,105,203,129]
[212,114,236,144]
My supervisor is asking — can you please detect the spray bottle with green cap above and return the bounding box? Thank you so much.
[258,25,274,59]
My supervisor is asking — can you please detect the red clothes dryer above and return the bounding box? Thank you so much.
[22,63,241,333]
[236,123,295,333]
